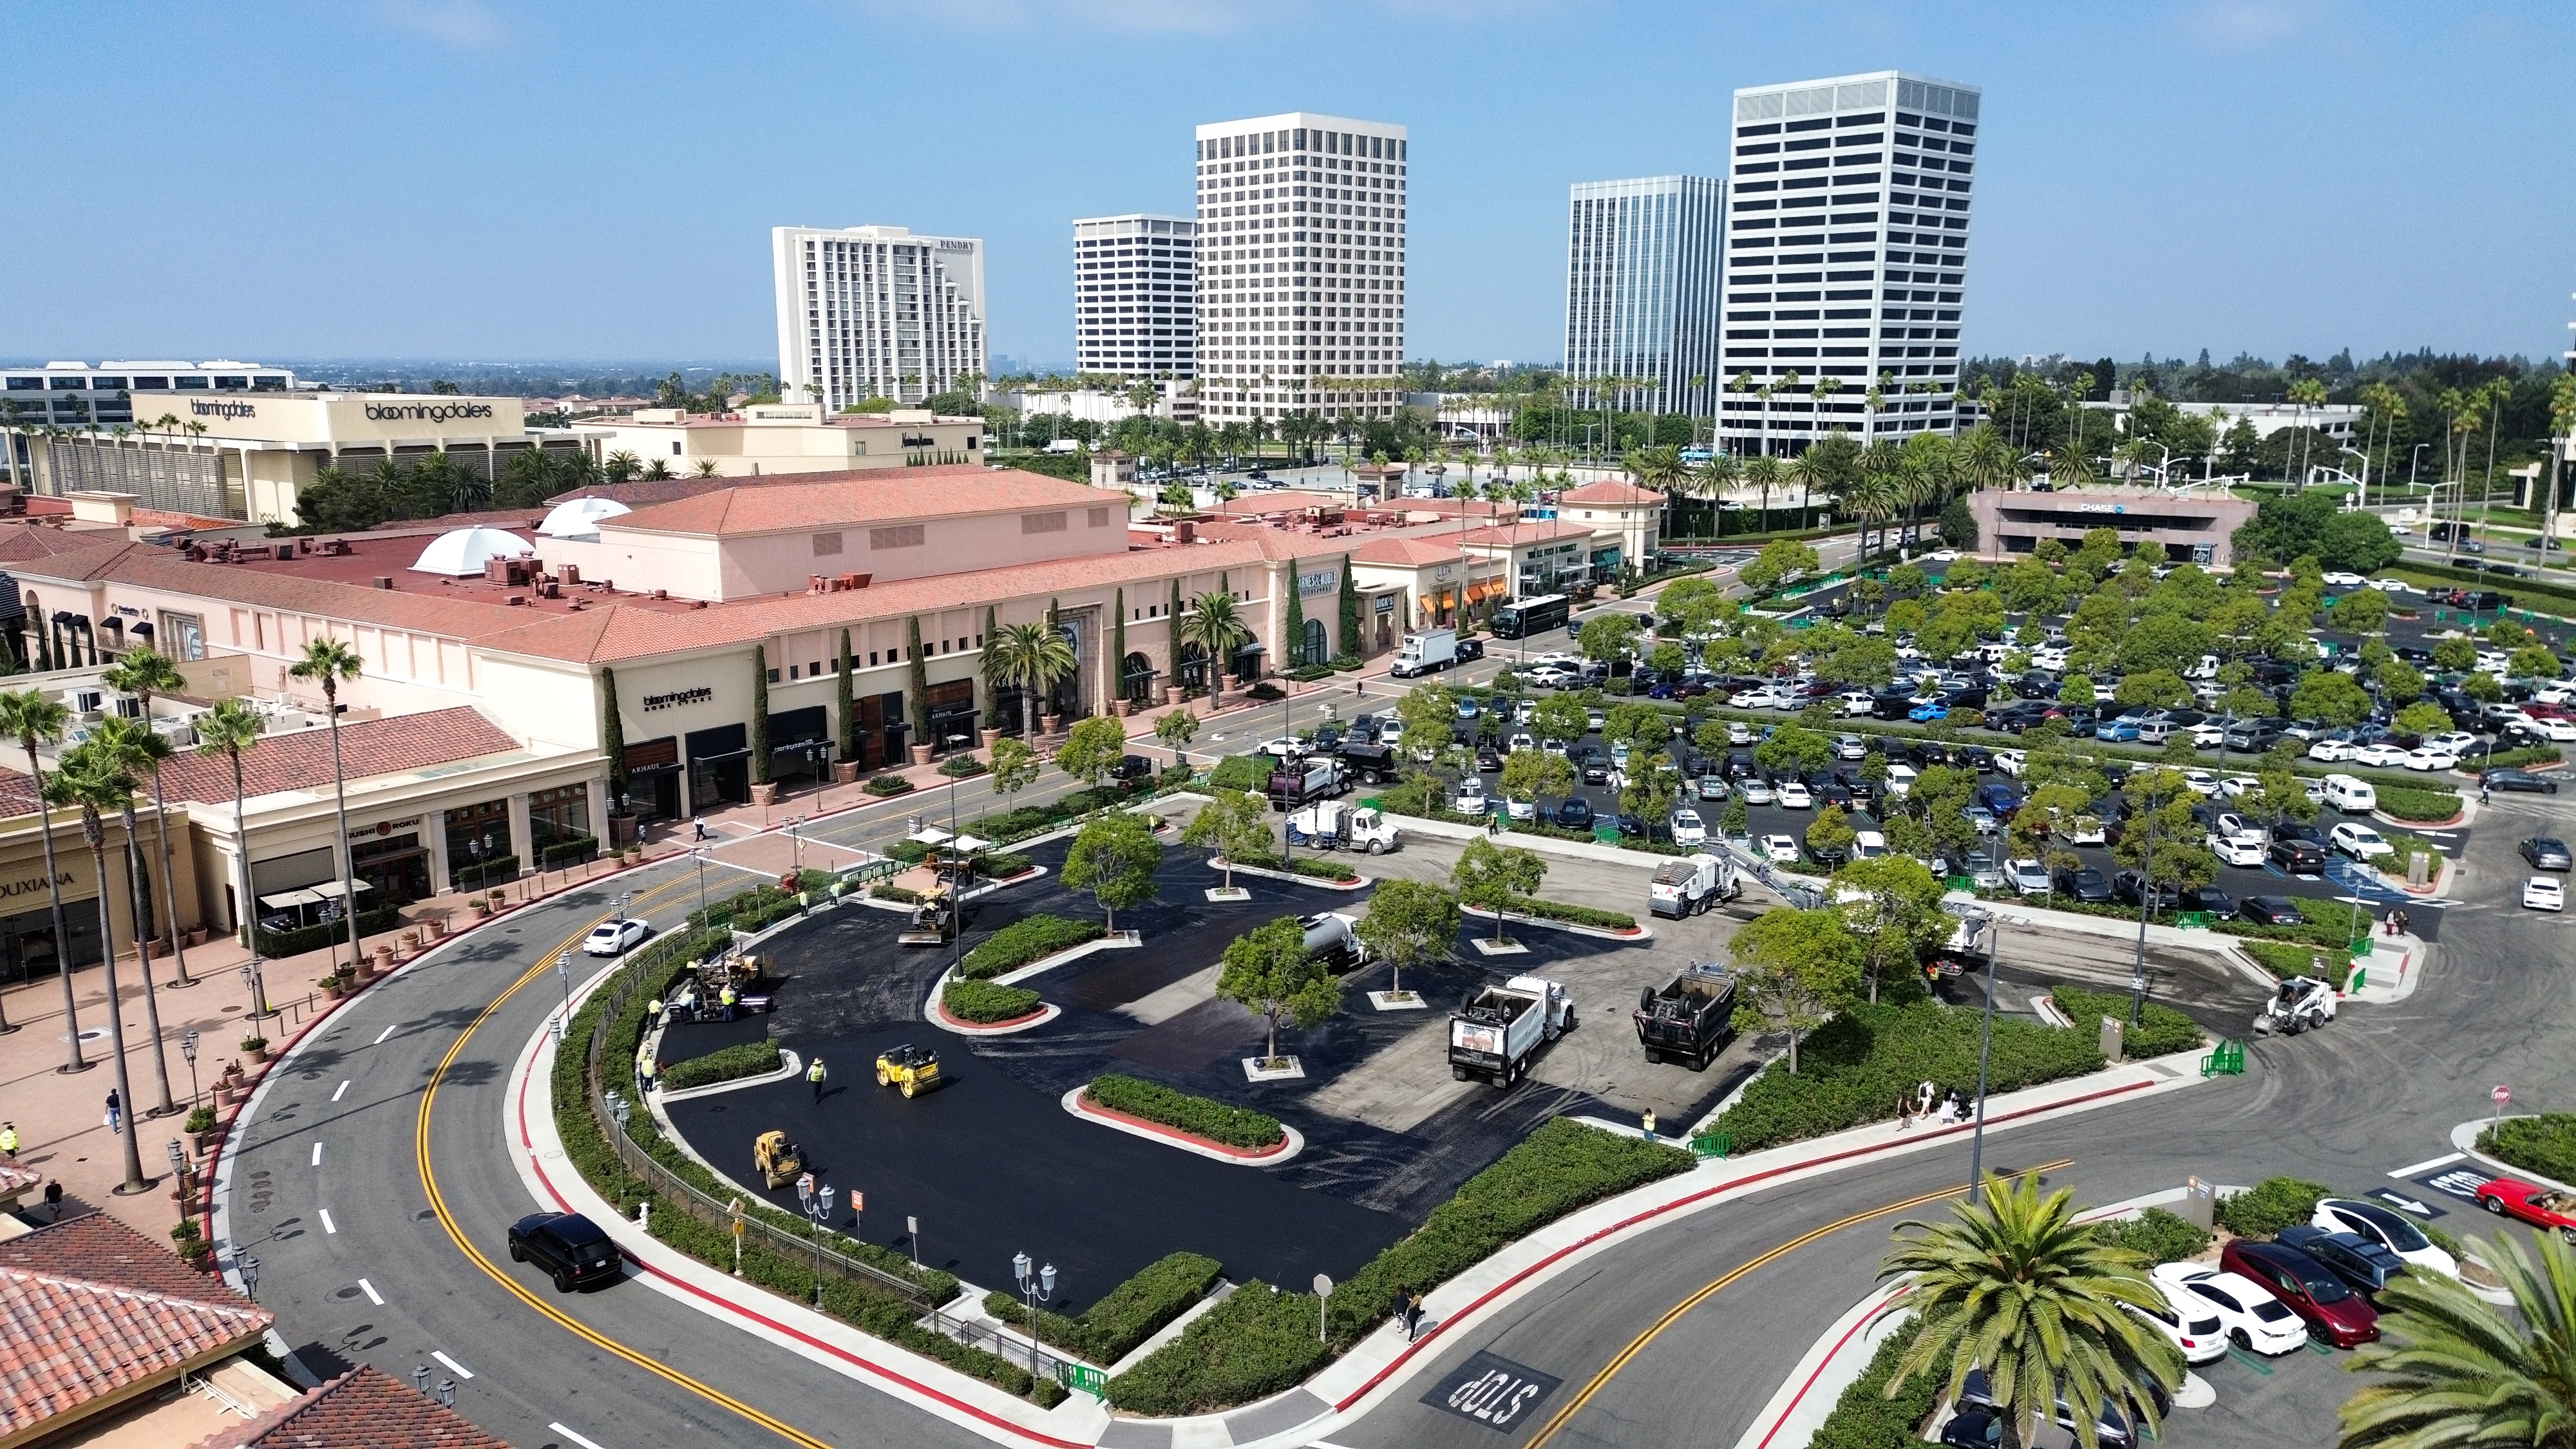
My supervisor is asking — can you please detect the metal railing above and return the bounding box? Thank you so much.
[922,1302,1079,1383]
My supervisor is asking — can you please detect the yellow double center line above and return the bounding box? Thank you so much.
[413,873,839,1449]
[1524,1158,2078,1449]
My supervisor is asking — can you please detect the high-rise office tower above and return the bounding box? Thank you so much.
[772,225,987,412]
[1193,111,1406,428]
[1072,214,1198,379]
[1718,71,1978,457]
[1563,175,1726,424]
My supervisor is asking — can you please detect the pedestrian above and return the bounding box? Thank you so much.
[638,1056,658,1094]
[0,1122,16,1161]
[1934,1091,1957,1125]
[1915,1079,1937,1119]
[2394,908,2410,936]
[1894,1094,1914,1131]
[720,983,739,1022]
[2481,782,2493,805]
[693,816,710,842]
[104,1090,120,1136]
[1640,1108,1658,1142]
[43,1180,62,1221]
[807,1056,828,1104]
[1403,1292,1425,1342]
[1948,1087,1971,1122]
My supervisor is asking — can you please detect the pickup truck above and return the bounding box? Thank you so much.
[1648,852,1739,919]
[1449,976,1574,1089]
[1266,757,1350,810]
[1285,800,1401,853]
[1634,961,1736,1069]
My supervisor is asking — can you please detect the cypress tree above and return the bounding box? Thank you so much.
[1167,578,1184,687]
[749,646,771,784]
[1338,552,1359,659]
[835,629,855,761]
[1113,588,1127,704]
[907,616,931,750]
[981,605,998,726]
[1283,562,1307,667]
[600,667,629,805]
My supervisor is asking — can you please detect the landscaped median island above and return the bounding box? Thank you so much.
[1104,1119,1694,1414]
[958,913,1104,980]
[1213,848,1363,884]
[2045,985,2206,1059]
[940,978,1045,1024]
[1083,1074,1286,1152]
[1489,895,1640,933]
[978,1251,1224,1365]
[2479,1113,2576,1185]
[659,1038,782,1090]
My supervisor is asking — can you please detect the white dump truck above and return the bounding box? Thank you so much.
[1648,852,1739,919]
[1285,800,1401,853]
[1448,975,1574,1088]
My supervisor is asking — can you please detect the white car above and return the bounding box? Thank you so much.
[1729,687,1784,708]
[1992,749,2028,777]
[1851,829,1889,860]
[1256,736,1308,759]
[1526,665,1582,688]
[2526,876,2565,912]
[1586,708,1608,733]
[2153,1263,2309,1356]
[2307,738,2356,762]
[1836,734,1868,761]
[1777,780,1814,809]
[2126,1276,2230,1366]
[2189,723,2229,748]
[2367,577,2420,594]
[1669,809,1707,846]
[1840,690,1875,717]
[1883,762,1920,799]
[2181,770,2221,797]
[2064,815,2107,847]
[2535,717,2576,743]
[2330,822,2394,860]
[1378,720,1406,747]
[583,918,649,957]
[2005,858,2052,895]
[1728,721,1756,746]
[2353,743,2409,768]
[2210,833,2267,867]
[2311,1198,2459,1278]
[2405,746,2460,772]
[1451,783,1492,815]
[1761,834,1801,865]
[2429,731,2480,755]
[1506,796,1538,821]
[2219,773,2261,800]
[2322,571,2367,586]
[1741,778,1776,805]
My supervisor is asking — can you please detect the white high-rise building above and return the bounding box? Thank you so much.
[1563,175,1726,422]
[1072,214,1198,379]
[1718,71,1979,457]
[772,225,987,412]
[1193,111,1407,428]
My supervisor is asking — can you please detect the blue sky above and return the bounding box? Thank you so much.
[9,1,2570,372]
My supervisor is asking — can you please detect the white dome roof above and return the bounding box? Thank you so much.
[536,496,631,539]
[410,526,535,576]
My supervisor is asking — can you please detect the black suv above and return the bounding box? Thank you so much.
[2052,864,2114,903]
[1554,798,1595,829]
[509,1211,621,1291]
[2268,837,2327,873]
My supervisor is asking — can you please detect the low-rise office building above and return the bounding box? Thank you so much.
[1967,487,2255,567]
[573,404,983,478]
[0,359,302,492]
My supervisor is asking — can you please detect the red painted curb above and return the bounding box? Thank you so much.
[1073,1094,1291,1162]
[1329,1074,2157,1414]
[1756,1285,1910,1449]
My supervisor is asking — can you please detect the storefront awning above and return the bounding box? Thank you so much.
[689,748,753,766]
[312,880,373,901]
[258,888,325,910]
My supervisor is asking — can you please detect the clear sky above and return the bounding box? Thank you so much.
[8,1,2570,371]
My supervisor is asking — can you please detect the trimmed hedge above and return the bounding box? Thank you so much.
[942,978,1043,1023]
[1712,1001,2107,1153]
[866,773,916,796]
[540,835,600,867]
[453,855,520,891]
[2479,1113,2576,1186]
[968,784,1136,846]
[660,1039,781,1090]
[870,884,923,904]
[1209,753,1272,792]
[960,914,1104,980]
[2215,1175,2331,1237]
[2238,938,2353,989]
[981,1251,1224,1365]
[1222,848,1361,884]
[1085,1074,1284,1150]
[254,902,401,960]
[2376,784,2465,822]
[2092,1206,2212,1264]
[1500,895,1640,931]
[1105,1280,1327,1416]
[2049,985,2204,1059]
[1808,1319,1940,1449]
[937,753,989,778]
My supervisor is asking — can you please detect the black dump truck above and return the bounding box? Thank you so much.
[1634,961,1738,1070]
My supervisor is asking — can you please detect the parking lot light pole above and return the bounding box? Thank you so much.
[2129,807,2157,1027]
[1968,908,1999,1188]
[690,848,708,925]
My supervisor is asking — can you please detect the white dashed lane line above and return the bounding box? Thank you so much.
[374,1023,398,1045]
[310,1142,323,1167]
[357,1278,383,1305]
[549,1423,611,1449]
[332,1080,350,1102]
[319,1209,336,1235]
[431,1350,475,1379]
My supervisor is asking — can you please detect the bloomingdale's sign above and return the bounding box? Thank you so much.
[363,401,495,423]
[642,686,715,712]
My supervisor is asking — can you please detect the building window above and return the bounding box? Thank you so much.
[528,784,591,851]
[812,532,845,556]
[447,799,512,886]
[158,612,205,661]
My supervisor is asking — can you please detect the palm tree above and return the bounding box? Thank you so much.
[1175,591,1255,712]
[100,647,193,987]
[1879,1174,2183,1449]
[2337,1230,2576,1449]
[289,639,368,975]
[47,743,151,1192]
[1783,448,1832,532]
[1745,454,1784,532]
[194,698,268,1016]
[85,718,177,1117]
[0,690,77,1061]
[983,621,1078,738]
[603,450,642,482]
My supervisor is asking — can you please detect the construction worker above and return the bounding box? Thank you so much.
[638,1056,658,1094]
[0,1122,16,1160]
[646,995,664,1024]
[719,983,739,1022]
[806,1056,828,1104]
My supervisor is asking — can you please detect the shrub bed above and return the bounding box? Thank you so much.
[969,784,1139,844]
[540,835,601,867]
[2217,912,2367,952]
[2237,938,2352,989]
[985,851,1036,879]
[2376,784,2465,822]
[980,1251,1224,1365]
[2480,746,2564,770]
[2092,1206,2213,1264]
[2215,1175,2331,1236]
[942,978,1043,1023]
[937,753,989,778]
[1084,1074,1285,1150]
[2479,1113,2576,1186]
[866,773,915,796]
[1712,1000,2107,1153]
[685,878,828,935]
[1495,895,1640,931]
[254,902,402,960]
[1808,1319,1940,1449]
[660,1039,782,1090]
[2047,985,2204,1059]
[1209,754,1272,792]
[1221,848,1361,883]
[961,914,1106,980]
[1105,1280,1328,1416]
[453,855,521,892]
[869,884,922,904]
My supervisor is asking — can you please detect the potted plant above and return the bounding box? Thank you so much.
[489,886,507,907]
[185,1104,220,1153]
[170,1219,209,1264]
[319,973,346,1001]
[467,897,489,918]
[240,1034,269,1064]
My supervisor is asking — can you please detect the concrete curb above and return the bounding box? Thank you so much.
[925,969,1062,1037]
[1059,1087,1306,1166]
[2448,1115,2576,1194]
[992,932,1139,987]
[657,1048,804,1103]
[1206,857,1370,891]
[1460,903,1653,942]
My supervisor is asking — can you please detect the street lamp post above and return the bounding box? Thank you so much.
[691,848,708,925]
[180,1028,200,1110]
[1967,908,1999,1188]
[1013,1251,1056,1373]
[2129,805,2157,1027]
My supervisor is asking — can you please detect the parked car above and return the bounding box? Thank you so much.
[2239,895,2307,926]
[2330,823,2395,861]
[1741,777,1776,805]
[2127,1274,2231,1365]
[1696,773,1729,801]
[2311,1197,2459,1277]
[2179,884,2235,917]
[2221,1238,2380,1347]
[2210,833,2267,868]
[508,1211,623,1292]
[2112,871,2177,909]
[2485,768,2561,794]
[2052,864,2114,903]
[1553,798,1595,830]
[1777,780,1813,809]
[1669,809,1707,847]
[2268,838,2328,873]
[2152,1262,2309,1355]
[1761,834,1801,865]
[2005,858,2052,895]
[2276,1225,2409,1300]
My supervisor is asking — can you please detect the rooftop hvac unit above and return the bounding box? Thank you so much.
[67,688,103,714]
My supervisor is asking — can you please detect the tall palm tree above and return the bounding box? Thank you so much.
[2337,1229,2576,1449]
[1745,454,1785,532]
[1175,591,1255,712]
[194,698,268,1016]
[84,718,177,1116]
[290,639,368,974]
[1879,1174,2183,1449]
[100,647,193,987]
[48,743,150,1192]
[983,621,1078,739]
[0,690,77,1061]
[1783,449,1832,532]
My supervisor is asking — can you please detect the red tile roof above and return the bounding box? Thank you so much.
[1557,480,1663,506]
[1350,535,1468,567]
[187,1365,513,1449]
[0,1164,37,1201]
[32,707,524,806]
[1456,520,1597,547]
[1209,491,1345,516]
[607,469,1106,537]
[0,1215,271,1439]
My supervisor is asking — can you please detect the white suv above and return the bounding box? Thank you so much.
[2005,858,2052,895]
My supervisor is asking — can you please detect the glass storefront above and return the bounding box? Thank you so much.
[0,896,102,987]
[685,723,750,813]
[528,784,591,850]
[622,737,681,822]
[446,798,511,887]
[352,830,431,905]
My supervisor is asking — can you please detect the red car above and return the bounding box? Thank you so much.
[2219,1239,2379,1348]
[2476,1179,2576,1238]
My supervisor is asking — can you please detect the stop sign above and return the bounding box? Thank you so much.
[2492,1085,2512,1105]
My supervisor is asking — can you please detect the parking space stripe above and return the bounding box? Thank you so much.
[319,1209,336,1235]
[358,1278,383,1305]
[2390,1153,2463,1178]
[431,1350,475,1379]
[549,1425,611,1449]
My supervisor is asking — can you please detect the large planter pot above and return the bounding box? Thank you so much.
[372,944,395,976]
[319,980,345,1001]
[350,959,374,985]
[242,1043,270,1065]
[750,782,780,806]
[909,743,934,766]
[607,811,641,846]
[832,762,861,784]
[1041,714,1063,737]
[1110,699,1133,717]
[1164,687,1185,706]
